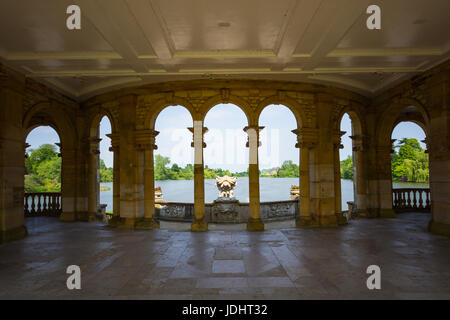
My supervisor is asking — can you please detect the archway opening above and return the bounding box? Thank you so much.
[391,121,430,213]
[154,105,194,202]
[98,116,114,214]
[258,104,298,202]
[24,126,62,217]
[203,103,249,202]
[339,113,355,212]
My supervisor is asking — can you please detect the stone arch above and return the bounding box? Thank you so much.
[376,97,430,147]
[255,95,306,129]
[87,106,118,138]
[200,94,251,125]
[336,105,365,137]
[144,96,196,130]
[23,102,77,150]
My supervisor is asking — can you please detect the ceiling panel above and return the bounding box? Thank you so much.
[0,0,448,100]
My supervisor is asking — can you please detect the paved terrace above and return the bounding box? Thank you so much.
[0,213,449,300]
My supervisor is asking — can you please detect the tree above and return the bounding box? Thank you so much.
[340,156,354,180]
[24,144,61,192]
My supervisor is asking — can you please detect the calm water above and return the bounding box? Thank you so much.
[100,179,429,212]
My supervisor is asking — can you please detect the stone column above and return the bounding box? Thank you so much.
[350,135,368,217]
[333,130,347,224]
[427,77,450,236]
[87,137,101,221]
[134,129,159,229]
[0,83,28,243]
[189,121,208,232]
[375,141,396,218]
[244,125,264,231]
[118,95,139,228]
[106,133,120,224]
[59,145,78,222]
[292,128,318,227]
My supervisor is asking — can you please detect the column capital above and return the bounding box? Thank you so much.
[421,138,429,153]
[244,126,264,148]
[291,127,318,149]
[106,133,120,152]
[350,134,370,152]
[87,137,101,155]
[188,126,208,148]
[333,130,346,149]
[135,129,159,150]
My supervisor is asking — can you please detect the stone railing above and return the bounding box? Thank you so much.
[393,188,431,212]
[156,200,298,223]
[24,192,62,217]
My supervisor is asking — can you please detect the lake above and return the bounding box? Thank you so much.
[100,178,429,212]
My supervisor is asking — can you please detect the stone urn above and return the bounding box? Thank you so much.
[290,185,300,200]
[155,187,163,202]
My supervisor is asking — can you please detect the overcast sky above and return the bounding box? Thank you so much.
[26,104,427,170]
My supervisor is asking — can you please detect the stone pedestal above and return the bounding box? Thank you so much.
[211,198,240,223]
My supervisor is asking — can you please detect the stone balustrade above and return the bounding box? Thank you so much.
[156,200,298,223]
[24,193,62,217]
[393,188,431,212]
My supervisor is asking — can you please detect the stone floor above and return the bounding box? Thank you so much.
[0,213,449,300]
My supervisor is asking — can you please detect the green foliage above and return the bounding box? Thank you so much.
[340,156,354,180]
[25,144,61,192]
[339,138,429,183]
[153,155,300,180]
[278,160,299,177]
[391,138,429,182]
[99,159,113,182]
[25,145,114,192]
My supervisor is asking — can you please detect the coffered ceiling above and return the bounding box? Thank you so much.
[0,0,449,101]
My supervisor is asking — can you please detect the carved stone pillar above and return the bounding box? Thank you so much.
[0,85,28,243]
[59,145,78,222]
[333,130,347,225]
[244,125,264,231]
[292,128,318,227]
[350,135,368,218]
[106,133,120,224]
[87,137,101,221]
[134,129,159,229]
[188,121,208,232]
[375,140,396,218]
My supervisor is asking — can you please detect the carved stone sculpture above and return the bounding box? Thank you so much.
[215,175,237,199]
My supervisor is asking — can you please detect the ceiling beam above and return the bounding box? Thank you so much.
[125,0,175,60]
[75,0,148,73]
[302,0,371,71]
[275,0,323,60]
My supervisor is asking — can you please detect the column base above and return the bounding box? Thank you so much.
[247,218,264,231]
[107,216,121,227]
[379,208,396,218]
[118,218,137,229]
[428,220,450,237]
[76,212,97,222]
[191,219,208,232]
[319,215,338,227]
[135,218,160,230]
[0,225,28,244]
[59,212,76,222]
[336,212,348,225]
[296,216,320,227]
[352,209,369,219]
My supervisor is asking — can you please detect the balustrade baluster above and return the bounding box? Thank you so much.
[31,194,36,215]
[425,190,430,209]
[407,190,412,208]
[24,194,29,216]
[412,190,417,209]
